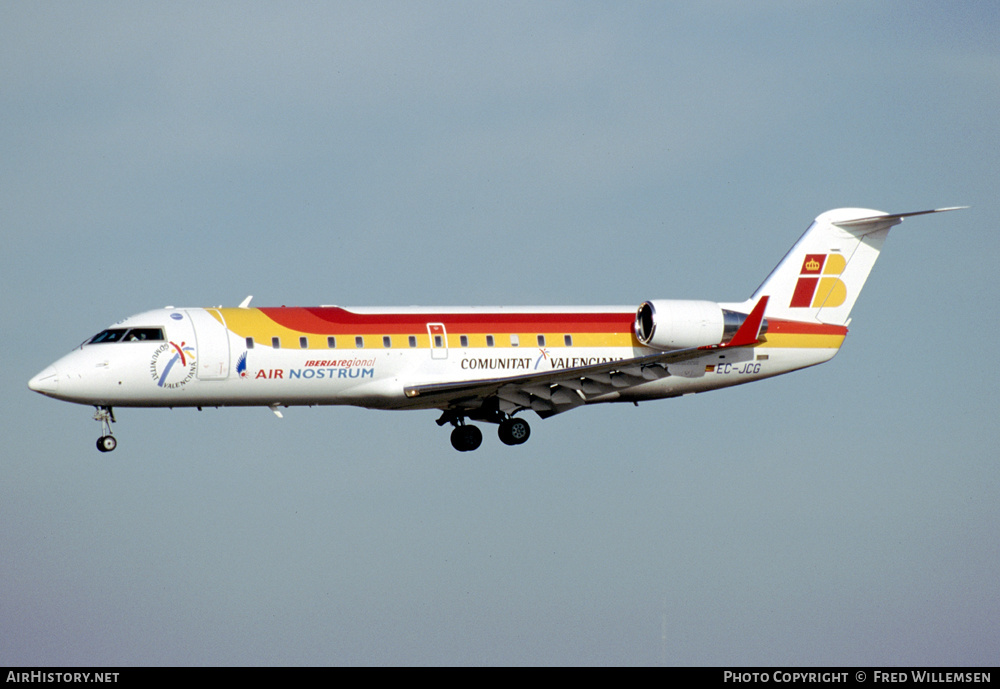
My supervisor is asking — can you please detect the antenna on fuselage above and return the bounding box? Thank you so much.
[238,295,253,308]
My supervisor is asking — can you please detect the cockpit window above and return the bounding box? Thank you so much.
[86,327,164,344]
[87,329,129,344]
[124,328,164,342]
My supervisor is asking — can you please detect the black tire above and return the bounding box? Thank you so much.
[498,418,531,446]
[450,425,483,452]
[96,435,117,453]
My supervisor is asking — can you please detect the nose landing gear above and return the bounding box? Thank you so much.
[94,406,117,452]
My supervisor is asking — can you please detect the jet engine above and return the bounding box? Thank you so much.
[634,299,767,350]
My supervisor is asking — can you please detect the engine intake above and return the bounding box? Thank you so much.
[635,300,767,350]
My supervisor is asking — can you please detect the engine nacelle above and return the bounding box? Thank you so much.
[635,300,768,350]
[635,300,724,349]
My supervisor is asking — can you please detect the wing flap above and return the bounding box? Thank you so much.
[404,345,698,405]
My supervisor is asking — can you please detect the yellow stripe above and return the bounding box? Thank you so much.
[211,309,639,350]
[212,309,309,344]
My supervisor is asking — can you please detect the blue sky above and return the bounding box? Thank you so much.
[2,2,997,666]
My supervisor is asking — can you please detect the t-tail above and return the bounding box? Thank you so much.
[750,207,965,326]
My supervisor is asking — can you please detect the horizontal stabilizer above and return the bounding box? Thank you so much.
[831,207,967,230]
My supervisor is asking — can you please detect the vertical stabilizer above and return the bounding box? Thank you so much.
[751,208,961,326]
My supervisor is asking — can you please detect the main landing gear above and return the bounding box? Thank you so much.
[94,406,117,452]
[450,423,483,452]
[498,417,531,446]
[440,411,531,452]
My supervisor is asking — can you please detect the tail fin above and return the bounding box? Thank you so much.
[751,207,964,326]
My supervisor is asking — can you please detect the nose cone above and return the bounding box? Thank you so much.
[28,365,59,394]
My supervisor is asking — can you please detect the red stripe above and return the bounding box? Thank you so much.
[259,307,635,335]
[766,318,848,335]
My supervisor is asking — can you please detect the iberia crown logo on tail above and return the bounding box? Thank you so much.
[789,253,847,308]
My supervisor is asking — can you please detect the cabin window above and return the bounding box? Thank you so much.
[299,336,308,349]
[327,336,337,348]
[510,334,519,347]
[355,336,364,348]
[383,336,391,348]
[486,335,495,347]
[272,337,281,349]
[408,335,417,348]
[537,335,546,347]
[460,335,469,347]
[564,334,573,347]
[246,337,255,349]
[434,335,443,348]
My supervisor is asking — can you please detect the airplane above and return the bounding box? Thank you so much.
[28,207,962,453]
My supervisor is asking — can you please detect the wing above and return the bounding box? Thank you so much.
[403,297,769,418]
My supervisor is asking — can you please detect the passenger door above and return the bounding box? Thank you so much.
[186,308,231,380]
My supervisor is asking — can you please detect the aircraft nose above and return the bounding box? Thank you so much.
[28,365,59,394]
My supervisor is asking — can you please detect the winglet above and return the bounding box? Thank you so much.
[723,295,769,348]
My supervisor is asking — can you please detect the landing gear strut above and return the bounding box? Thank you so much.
[94,406,117,452]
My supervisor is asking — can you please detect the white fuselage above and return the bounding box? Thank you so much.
[28,305,842,413]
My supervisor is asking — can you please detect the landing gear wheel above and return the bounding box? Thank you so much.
[93,406,117,453]
[498,417,531,446]
[450,425,483,452]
